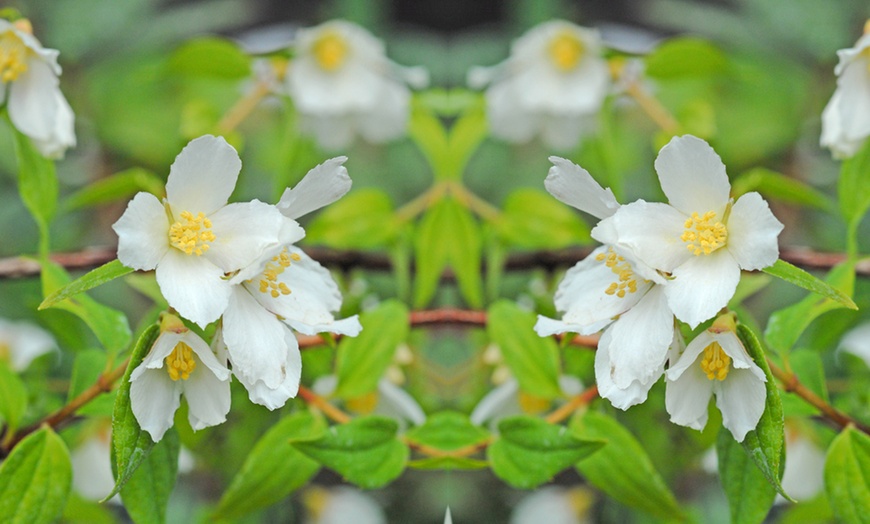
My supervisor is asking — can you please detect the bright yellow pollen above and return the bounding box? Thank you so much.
[596,248,641,298]
[549,32,585,71]
[0,31,29,83]
[681,211,728,256]
[169,211,215,256]
[312,32,348,71]
[165,342,197,381]
[255,249,300,298]
[699,342,731,381]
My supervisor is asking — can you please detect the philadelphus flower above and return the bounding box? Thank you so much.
[838,321,870,367]
[0,18,75,158]
[130,313,231,441]
[665,314,766,442]
[594,135,783,328]
[0,317,57,371]
[468,20,610,150]
[286,20,428,150]
[821,22,870,159]
[113,135,297,328]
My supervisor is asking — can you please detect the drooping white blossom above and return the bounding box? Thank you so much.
[285,20,427,150]
[0,317,57,372]
[0,18,75,158]
[838,321,870,367]
[112,135,298,328]
[468,20,610,150]
[821,27,870,159]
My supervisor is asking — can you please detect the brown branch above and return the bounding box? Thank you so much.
[403,435,494,459]
[297,385,352,424]
[544,386,599,424]
[409,308,487,327]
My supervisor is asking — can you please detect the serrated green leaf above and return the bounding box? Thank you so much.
[62,168,164,212]
[487,301,562,399]
[571,411,683,519]
[488,415,603,489]
[334,300,409,399]
[839,139,870,227]
[12,125,57,254]
[120,429,179,524]
[40,259,134,310]
[645,37,728,78]
[493,188,591,249]
[413,199,454,307]
[0,360,27,432]
[404,411,491,452]
[67,350,115,417]
[824,426,870,524]
[0,428,72,524]
[407,456,489,470]
[717,428,777,524]
[732,167,836,213]
[107,324,160,500]
[168,37,251,79]
[214,411,325,519]
[443,198,483,308]
[292,415,408,489]
[305,189,400,249]
[763,259,856,310]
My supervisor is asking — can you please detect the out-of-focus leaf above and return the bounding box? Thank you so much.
[733,167,836,213]
[443,198,483,307]
[493,188,591,249]
[717,428,777,524]
[824,426,870,524]
[120,429,179,524]
[62,168,164,212]
[408,95,486,182]
[779,350,828,418]
[404,411,491,452]
[0,428,71,524]
[12,126,57,253]
[0,360,27,432]
[645,37,728,78]
[407,456,489,470]
[839,139,870,228]
[40,260,134,311]
[168,37,251,79]
[413,199,454,307]
[68,350,115,417]
[306,189,401,249]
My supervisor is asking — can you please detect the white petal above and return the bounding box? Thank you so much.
[222,287,288,389]
[654,135,731,215]
[356,80,410,143]
[0,319,57,372]
[298,113,357,150]
[715,332,766,382]
[155,252,231,328]
[470,378,520,426]
[235,330,301,410]
[533,315,609,337]
[129,368,181,441]
[596,201,690,272]
[133,332,180,378]
[165,136,241,215]
[277,157,352,219]
[726,192,783,271]
[544,156,619,219]
[836,57,870,139]
[183,331,231,381]
[666,251,741,328]
[113,193,169,271]
[376,380,426,426]
[838,322,870,366]
[594,340,661,410]
[182,352,231,431]
[714,367,767,442]
[665,357,713,431]
[30,89,75,159]
[485,81,539,144]
[205,200,287,272]
[286,315,362,337]
[8,59,60,142]
[666,331,714,380]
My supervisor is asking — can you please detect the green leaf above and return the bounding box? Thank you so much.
[168,37,251,79]
[824,426,870,524]
[0,428,72,524]
[108,324,161,500]
[645,37,729,78]
[120,429,180,524]
[214,411,325,519]
[763,259,856,310]
[487,301,562,399]
[305,189,401,249]
[736,324,789,499]
[40,259,134,310]
[62,168,164,212]
[764,261,856,354]
[838,139,870,227]
[334,300,409,399]
[12,125,57,254]
[40,260,132,354]
[409,103,450,180]
[493,188,591,249]
[404,411,491,452]
[68,350,115,417]
[732,167,836,213]
[443,198,483,308]
[413,199,454,307]
[292,415,408,489]
[717,428,777,524]
[779,350,829,417]
[0,360,27,432]
[446,104,488,181]
[407,456,489,470]
[571,411,683,519]
[408,94,486,181]
[488,415,604,489]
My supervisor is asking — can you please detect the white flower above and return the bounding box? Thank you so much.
[312,375,426,429]
[838,321,870,366]
[130,314,232,441]
[70,425,117,503]
[285,20,427,150]
[510,486,592,524]
[468,20,610,150]
[0,317,57,371]
[594,135,783,328]
[665,318,766,442]
[821,29,870,159]
[470,375,583,428]
[112,135,297,328]
[303,487,386,524]
[0,19,75,158]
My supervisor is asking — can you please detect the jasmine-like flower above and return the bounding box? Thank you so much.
[130,314,231,441]
[665,315,766,442]
[112,135,297,328]
[0,317,57,371]
[594,135,783,328]
[285,20,427,150]
[0,18,75,158]
[838,321,870,366]
[468,20,610,150]
[821,22,870,159]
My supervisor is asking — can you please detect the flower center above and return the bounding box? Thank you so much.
[169,211,215,256]
[596,248,640,298]
[165,341,196,381]
[681,211,728,256]
[0,341,10,362]
[256,248,301,298]
[700,342,731,381]
[0,30,29,83]
[549,32,585,71]
[312,32,348,71]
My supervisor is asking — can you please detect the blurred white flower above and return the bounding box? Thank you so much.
[304,486,386,524]
[510,486,593,524]
[469,20,610,150]
[0,18,75,158]
[0,317,56,371]
[70,425,117,503]
[470,376,583,428]
[113,135,296,328]
[312,375,425,429]
[838,321,870,366]
[821,26,870,159]
[779,427,826,502]
[285,20,427,150]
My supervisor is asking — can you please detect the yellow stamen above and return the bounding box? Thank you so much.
[169,211,215,256]
[699,342,731,381]
[312,31,348,71]
[254,248,295,298]
[596,248,642,298]
[0,30,29,83]
[549,31,585,71]
[0,341,10,362]
[165,341,197,381]
[681,211,728,256]
[519,391,550,414]
[346,391,378,414]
